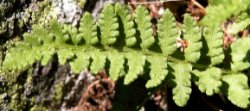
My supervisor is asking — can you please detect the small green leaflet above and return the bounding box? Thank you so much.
[222,74,250,108]
[146,56,168,88]
[192,67,222,96]
[183,14,202,63]
[124,52,146,85]
[70,51,90,73]
[90,51,106,74]
[157,9,179,56]
[230,37,250,71]
[108,51,125,81]
[168,63,192,106]
[134,5,155,49]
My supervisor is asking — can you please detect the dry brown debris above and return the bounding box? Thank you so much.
[74,71,115,111]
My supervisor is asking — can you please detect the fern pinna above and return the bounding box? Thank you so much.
[2,3,250,108]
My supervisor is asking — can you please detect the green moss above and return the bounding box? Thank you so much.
[30,105,47,111]
[53,82,64,101]
[75,0,86,8]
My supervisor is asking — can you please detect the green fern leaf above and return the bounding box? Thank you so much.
[108,51,125,81]
[157,9,179,56]
[2,23,58,71]
[183,14,202,63]
[3,44,42,71]
[146,56,168,88]
[90,51,106,74]
[115,3,136,47]
[124,52,146,85]
[192,67,222,96]
[27,25,52,45]
[69,51,90,73]
[134,5,155,49]
[50,20,68,44]
[99,4,119,45]
[22,33,40,46]
[203,26,224,65]
[57,48,75,65]
[41,47,56,66]
[78,12,98,45]
[63,25,80,45]
[222,74,250,108]
[168,63,192,106]
[200,0,250,26]
[230,37,250,71]
[227,18,250,35]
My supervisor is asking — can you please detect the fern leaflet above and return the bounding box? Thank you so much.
[230,37,250,71]
[78,12,98,45]
[69,51,90,73]
[108,51,125,81]
[222,74,250,108]
[90,51,106,74]
[183,14,202,63]
[146,56,168,88]
[168,63,192,106]
[134,5,155,49]
[124,52,146,85]
[192,67,222,96]
[203,25,224,65]
[115,3,136,47]
[227,18,250,35]
[200,0,250,26]
[157,9,179,56]
[99,3,119,45]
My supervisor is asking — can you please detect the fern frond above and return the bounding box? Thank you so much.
[134,5,155,49]
[168,63,192,106]
[200,0,250,26]
[124,52,146,85]
[183,14,202,63]
[115,3,136,47]
[222,74,250,108]
[78,12,98,45]
[157,9,179,56]
[99,3,119,45]
[146,56,168,88]
[230,37,250,71]
[192,67,222,96]
[3,3,250,109]
[203,26,224,65]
